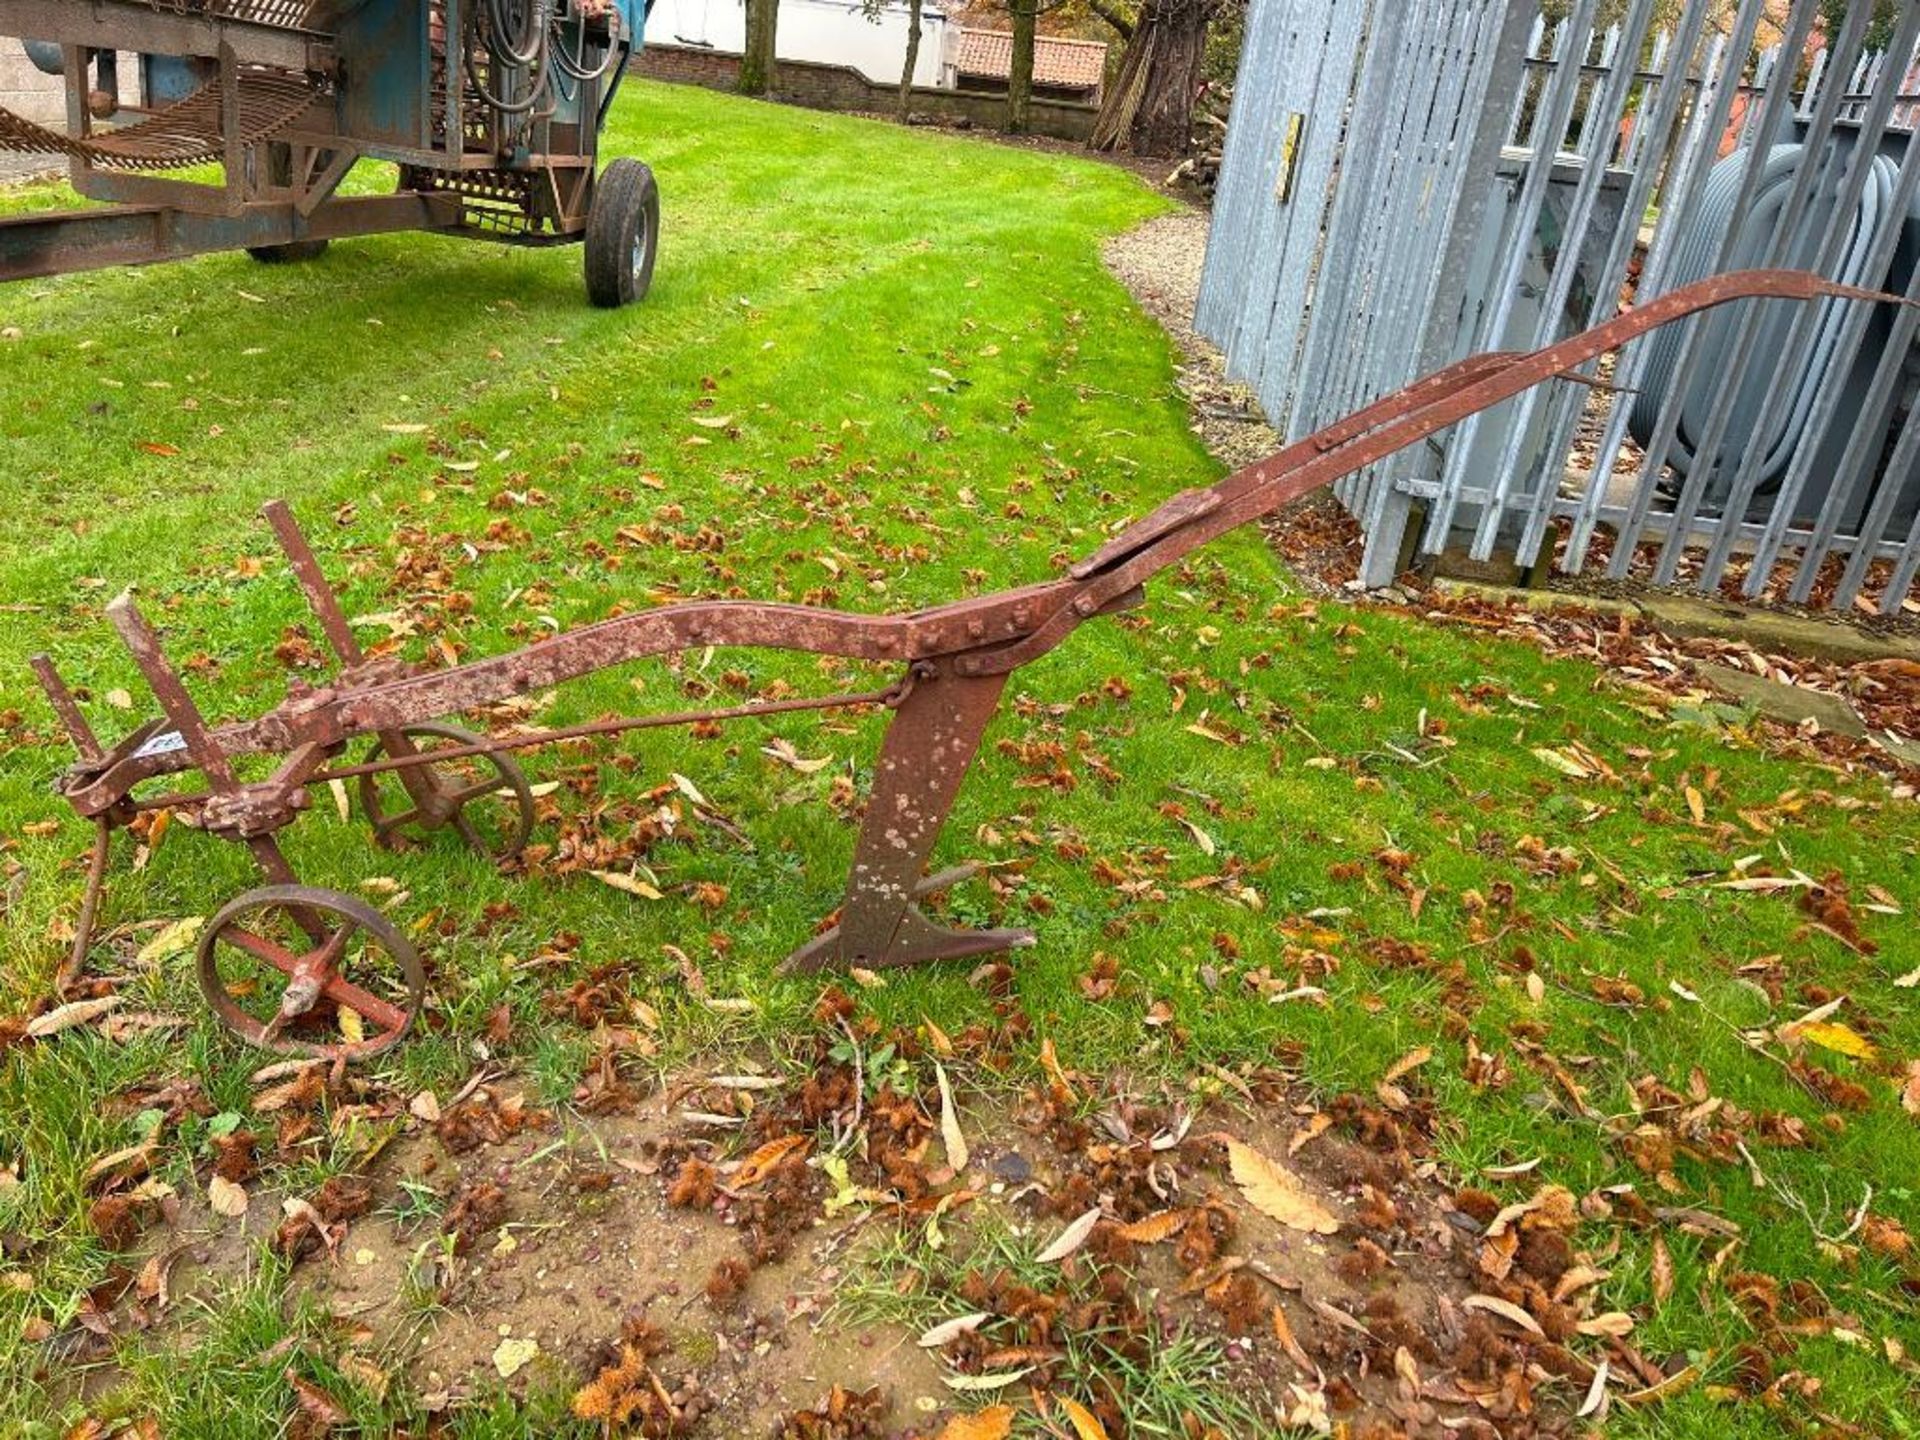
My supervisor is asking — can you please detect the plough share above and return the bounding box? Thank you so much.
[31,271,1896,1061]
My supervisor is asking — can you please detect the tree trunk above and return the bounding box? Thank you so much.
[740,0,779,96]
[897,0,924,121]
[1090,0,1219,156]
[1005,0,1036,134]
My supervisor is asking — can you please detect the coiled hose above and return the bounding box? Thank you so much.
[1629,142,1899,493]
[466,0,556,118]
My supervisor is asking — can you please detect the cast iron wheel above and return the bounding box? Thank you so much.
[246,238,331,264]
[584,157,659,308]
[358,722,535,860]
[196,883,425,1059]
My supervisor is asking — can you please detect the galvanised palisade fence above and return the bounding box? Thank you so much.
[1197,0,1920,615]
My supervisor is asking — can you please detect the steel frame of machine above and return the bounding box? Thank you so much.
[0,1,658,304]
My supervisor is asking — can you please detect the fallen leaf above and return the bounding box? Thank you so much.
[135,917,203,966]
[936,1404,1014,1439]
[409,1091,441,1123]
[1651,1234,1674,1305]
[1620,1360,1702,1406]
[943,1371,1031,1393]
[27,996,123,1038]
[1461,1293,1544,1336]
[491,1335,539,1379]
[207,1174,249,1218]
[691,414,734,429]
[1270,1303,1313,1368]
[1786,1019,1877,1060]
[1532,746,1594,779]
[1577,1311,1635,1337]
[589,869,663,900]
[918,1312,991,1348]
[734,1134,810,1187]
[935,1063,969,1174]
[286,1371,348,1427]
[1036,1206,1103,1263]
[1115,1209,1188,1244]
[1058,1396,1110,1440]
[1381,1045,1434,1084]
[1225,1138,1339,1234]
[1577,1358,1610,1419]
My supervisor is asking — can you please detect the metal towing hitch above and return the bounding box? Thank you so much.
[30,271,1903,1061]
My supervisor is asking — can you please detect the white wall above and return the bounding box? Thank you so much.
[644,0,950,88]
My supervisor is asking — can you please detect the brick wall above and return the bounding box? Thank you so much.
[633,44,1099,144]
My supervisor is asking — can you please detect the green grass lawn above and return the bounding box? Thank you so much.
[1,82,1918,1438]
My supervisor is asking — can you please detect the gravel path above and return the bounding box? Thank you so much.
[1101,208,1281,473]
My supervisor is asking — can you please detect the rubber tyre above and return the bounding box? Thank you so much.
[246,239,330,264]
[584,157,660,308]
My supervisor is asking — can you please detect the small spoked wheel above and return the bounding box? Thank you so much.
[584,157,660,309]
[358,722,535,860]
[196,884,424,1059]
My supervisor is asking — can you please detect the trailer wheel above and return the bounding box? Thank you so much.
[247,239,331,265]
[584,158,659,308]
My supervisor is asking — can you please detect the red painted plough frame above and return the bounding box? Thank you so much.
[32,271,1896,1059]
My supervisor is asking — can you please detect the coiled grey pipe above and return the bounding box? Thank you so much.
[1630,142,1899,492]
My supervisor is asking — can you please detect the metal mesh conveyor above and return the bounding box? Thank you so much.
[0,66,320,169]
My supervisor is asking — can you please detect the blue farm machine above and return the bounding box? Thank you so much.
[0,1,658,306]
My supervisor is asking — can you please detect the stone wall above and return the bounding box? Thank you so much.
[1,41,63,127]
[633,43,1099,144]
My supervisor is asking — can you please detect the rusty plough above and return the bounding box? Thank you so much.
[31,271,1894,1061]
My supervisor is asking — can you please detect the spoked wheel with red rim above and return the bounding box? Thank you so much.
[357,721,534,860]
[195,883,425,1059]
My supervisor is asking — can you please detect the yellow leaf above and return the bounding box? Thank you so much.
[1532,746,1593,779]
[1058,1396,1110,1440]
[937,1404,1014,1440]
[338,1006,365,1045]
[491,1336,539,1379]
[136,916,203,966]
[1225,1138,1339,1234]
[1791,1020,1877,1060]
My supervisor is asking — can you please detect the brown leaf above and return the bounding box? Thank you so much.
[1225,1138,1339,1234]
[1270,1304,1313,1368]
[1651,1235,1674,1305]
[285,1370,348,1430]
[1115,1209,1189,1244]
[937,1405,1014,1440]
[733,1134,810,1187]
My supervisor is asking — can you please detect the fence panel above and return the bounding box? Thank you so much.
[1196,0,1920,616]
